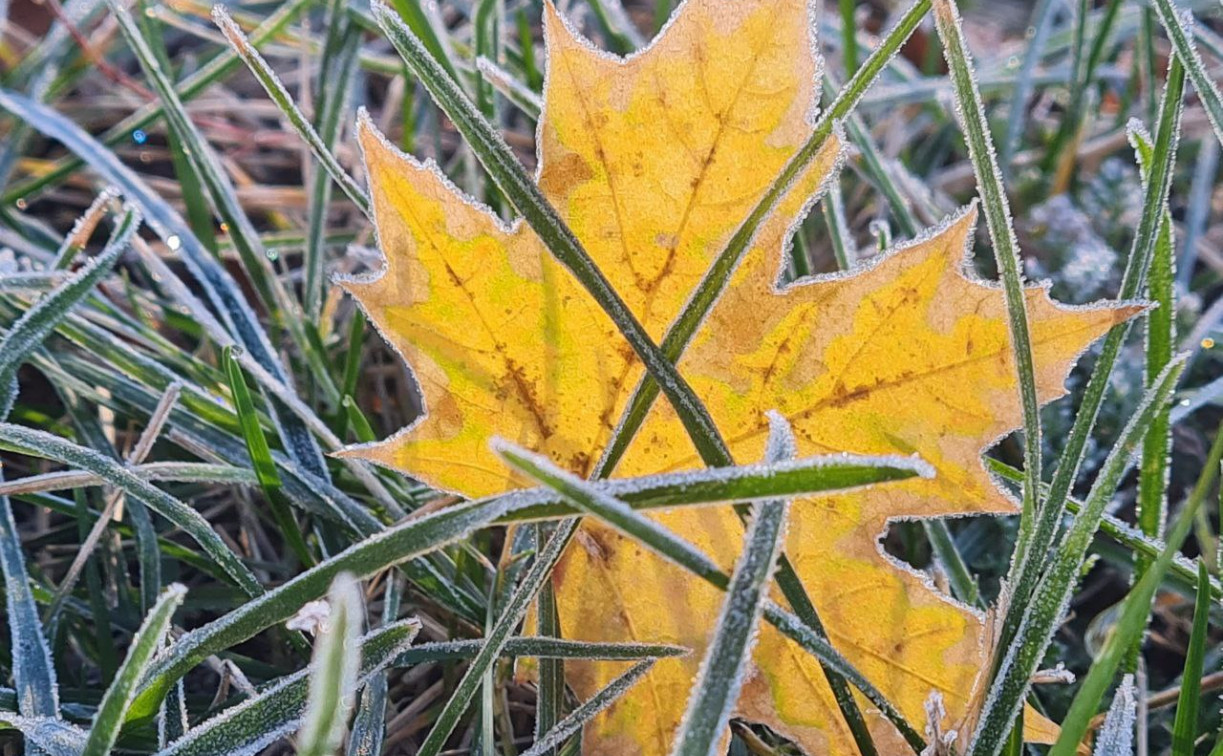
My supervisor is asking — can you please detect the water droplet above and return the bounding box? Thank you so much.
[1202,337,1215,349]
[132,129,148,144]
[167,235,182,251]
[14,198,27,210]
[1007,55,1020,69]
[266,248,280,261]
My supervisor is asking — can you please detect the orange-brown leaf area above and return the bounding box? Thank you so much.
[339,0,1141,752]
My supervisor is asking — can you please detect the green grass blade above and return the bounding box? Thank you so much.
[521,660,657,756]
[670,416,793,756]
[212,8,371,218]
[82,584,187,756]
[931,0,1043,566]
[0,485,60,722]
[0,714,86,756]
[500,452,933,521]
[1049,485,1209,755]
[223,345,314,566]
[371,2,730,471]
[988,458,1223,603]
[0,423,262,597]
[1151,0,1223,149]
[0,207,140,414]
[970,355,1188,756]
[156,620,420,756]
[296,574,363,756]
[596,0,931,478]
[1170,561,1212,756]
[1132,153,1177,669]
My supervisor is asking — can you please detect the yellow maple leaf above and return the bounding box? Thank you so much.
[339,0,1140,753]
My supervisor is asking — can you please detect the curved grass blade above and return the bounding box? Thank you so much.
[296,574,363,756]
[156,620,420,756]
[0,424,261,597]
[82,584,187,756]
[670,416,793,756]
[1151,0,1223,149]
[0,714,86,756]
[0,206,140,414]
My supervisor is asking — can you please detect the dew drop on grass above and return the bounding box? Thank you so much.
[166,235,181,251]
[266,248,280,261]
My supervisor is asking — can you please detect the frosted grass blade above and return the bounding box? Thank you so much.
[81,585,187,756]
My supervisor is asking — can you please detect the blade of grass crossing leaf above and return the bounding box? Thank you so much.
[296,574,363,756]
[1151,0,1223,149]
[223,346,314,566]
[371,2,729,472]
[0,207,140,415]
[1169,562,1211,756]
[990,52,1186,698]
[521,660,657,756]
[81,584,186,756]
[0,423,262,597]
[670,416,793,756]
[969,356,1188,756]
[1049,467,1207,756]
[495,442,929,753]
[931,0,1043,567]
[596,0,931,477]
[158,620,420,756]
